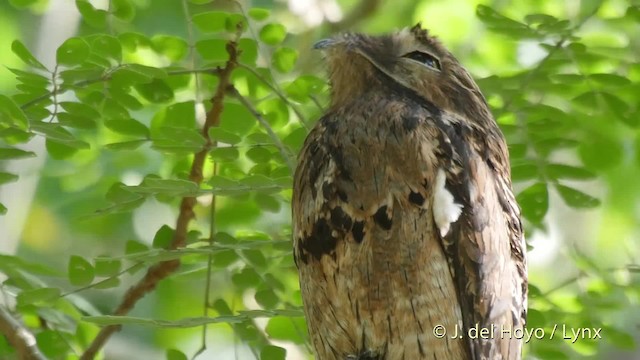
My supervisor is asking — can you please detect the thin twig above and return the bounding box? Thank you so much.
[60,262,144,297]
[237,63,310,129]
[19,67,223,111]
[0,306,46,360]
[501,4,602,113]
[309,94,325,113]
[227,85,296,173]
[541,264,639,297]
[79,28,243,360]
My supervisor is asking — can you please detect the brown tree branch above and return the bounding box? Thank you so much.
[0,306,46,360]
[79,31,242,360]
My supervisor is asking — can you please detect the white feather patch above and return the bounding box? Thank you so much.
[433,169,463,237]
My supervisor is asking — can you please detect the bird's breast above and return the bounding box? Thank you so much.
[296,97,470,359]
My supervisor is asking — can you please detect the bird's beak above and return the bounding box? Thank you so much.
[313,38,338,49]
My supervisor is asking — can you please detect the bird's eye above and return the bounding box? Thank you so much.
[402,51,441,70]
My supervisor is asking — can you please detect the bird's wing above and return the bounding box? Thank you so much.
[434,112,527,360]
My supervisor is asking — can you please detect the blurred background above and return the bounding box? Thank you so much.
[0,0,639,359]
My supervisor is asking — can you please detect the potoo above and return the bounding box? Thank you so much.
[292,24,527,360]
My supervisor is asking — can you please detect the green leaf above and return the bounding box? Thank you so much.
[101,183,145,212]
[232,267,261,288]
[195,39,228,61]
[238,38,258,65]
[126,240,149,254]
[0,128,35,145]
[0,203,6,215]
[208,127,242,145]
[37,308,77,333]
[579,137,623,170]
[94,258,122,277]
[603,326,635,350]
[524,13,558,25]
[255,289,279,309]
[516,182,548,224]
[68,255,95,286]
[130,178,199,197]
[166,349,188,360]
[525,308,546,329]
[112,64,167,86]
[0,147,35,160]
[260,345,286,360]
[242,249,267,268]
[17,288,61,306]
[225,13,247,32]
[255,193,280,212]
[36,330,68,358]
[188,0,213,3]
[109,87,143,110]
[220,102,255,136]
[119,32,152,51]
[111,0,135,21]
[589,73,631,87]
[555,184,600,208]
[546,164,596,180]
[265,317,307,343]
[135,79,174,103]
[0,172,19,185]
[246,147,272,163]
[56,37,90,66]
[93,277,121,289]
[151,35,188,62]
[156,101,196,129]
[510,161,538,181]
[152,225,174,248]
[58,67,104,85]
[60,101,100,120]
[192,11,228,33]
[285,75,325,102]
[248,8,270,20]
[0,94,29,130]
[600,92,634,125]
[152,127,205,153]
[11,40,47,70]
[42,138,81,160]
[104,139,148,151]
[76,0,108,28]
[30,123,90,149]
[476,5,536,38]
[210,147,240,162]
[16,83,49,97]
[56,112,95,130]
[627,5,640,22]
[282,127,307,152]
[105,118,150,138]
[212,250,238,268]
[8,67,50,85]
[87,34,123,62]
[272,47,298,73]
[259,24,287,45]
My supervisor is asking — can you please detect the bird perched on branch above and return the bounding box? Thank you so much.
[292,24,527,360]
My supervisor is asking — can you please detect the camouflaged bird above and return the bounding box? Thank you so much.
[292,24,527,360]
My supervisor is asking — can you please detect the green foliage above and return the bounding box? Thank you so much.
[0,0,638,359]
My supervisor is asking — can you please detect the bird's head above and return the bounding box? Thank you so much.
[316,23,492,122]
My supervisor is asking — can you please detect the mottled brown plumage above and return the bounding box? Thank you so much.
[292,24,527,360]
